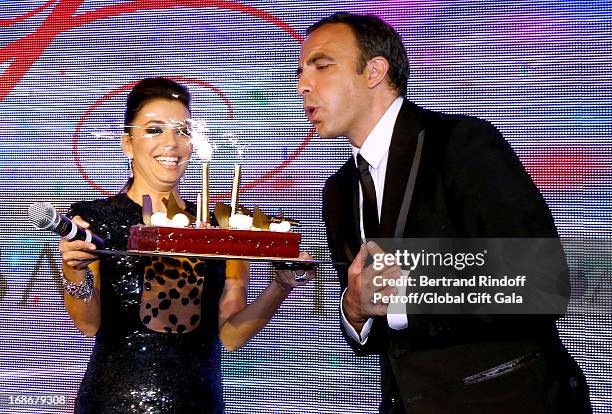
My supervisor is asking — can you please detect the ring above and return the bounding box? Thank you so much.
[293,271,306,282]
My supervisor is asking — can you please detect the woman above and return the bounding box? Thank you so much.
[59,77,313,413]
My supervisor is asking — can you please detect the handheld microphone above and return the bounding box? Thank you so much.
[28,202,105,249]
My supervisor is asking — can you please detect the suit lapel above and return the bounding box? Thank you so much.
[379,101,422,238]
[333,158,362,262]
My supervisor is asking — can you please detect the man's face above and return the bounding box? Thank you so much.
[297,23,371,143]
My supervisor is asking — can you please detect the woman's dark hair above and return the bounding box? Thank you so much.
[123,77,191,133]
[307,12,409,98]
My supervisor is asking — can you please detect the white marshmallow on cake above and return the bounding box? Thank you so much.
[151,211,171,226]
[229,213,253,230]
[269,221,291,233]
[170,213,190,227]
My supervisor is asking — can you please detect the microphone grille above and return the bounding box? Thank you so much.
[28,202,56,229]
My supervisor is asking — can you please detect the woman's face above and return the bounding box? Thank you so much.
[123,98,192,192]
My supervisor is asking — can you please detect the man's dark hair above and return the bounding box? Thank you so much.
[307,12,409,98]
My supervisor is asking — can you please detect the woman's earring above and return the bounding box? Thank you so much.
[119,156,135,194]
[126,156,133,176]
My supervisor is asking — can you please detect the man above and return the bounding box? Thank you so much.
[297,12,591,414]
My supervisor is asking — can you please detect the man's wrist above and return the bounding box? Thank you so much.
[343,289,367,325]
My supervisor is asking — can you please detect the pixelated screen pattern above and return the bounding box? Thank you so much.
[0,1,610,413]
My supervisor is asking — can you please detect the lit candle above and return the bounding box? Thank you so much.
[195,193,202,227]
[202,162,209,225]
[230,164,241,215]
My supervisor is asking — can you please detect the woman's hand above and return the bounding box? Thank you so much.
[273,252,316,291]
[59,215,101,336]
[58,216,99,270]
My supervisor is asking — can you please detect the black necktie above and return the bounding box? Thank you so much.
[356,153,379,239]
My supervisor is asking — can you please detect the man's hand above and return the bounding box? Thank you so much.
[342,241,402,332]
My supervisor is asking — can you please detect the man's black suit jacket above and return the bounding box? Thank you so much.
[322,100,590,413]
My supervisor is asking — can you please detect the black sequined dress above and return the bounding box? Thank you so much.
[68,193,226,414]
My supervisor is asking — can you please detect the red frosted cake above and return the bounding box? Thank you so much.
[128,225,301,258]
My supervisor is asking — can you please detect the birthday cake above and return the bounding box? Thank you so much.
[127,163,301,259]
[128,224,301,258]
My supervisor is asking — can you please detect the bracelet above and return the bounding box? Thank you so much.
[62,268,94,303]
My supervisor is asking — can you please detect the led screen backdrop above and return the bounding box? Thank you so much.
[0,1,610,413]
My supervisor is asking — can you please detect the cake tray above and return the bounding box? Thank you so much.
[93,249,330,269]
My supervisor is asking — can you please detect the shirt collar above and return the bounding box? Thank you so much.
[351,96,404,169]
